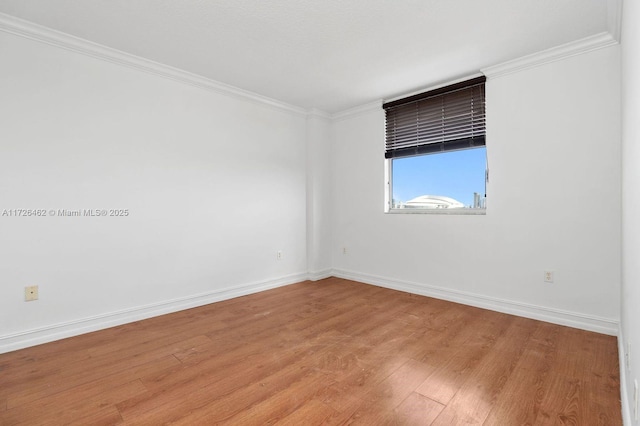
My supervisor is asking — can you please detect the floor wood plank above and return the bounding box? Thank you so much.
[414,309,514,405]
[392,392,446,425]
[340,358,438,424]
[5,335,206,409]
[1,380,146,426]
[0,278,622,425]
[482,321,559,425]
[430,316,536,425]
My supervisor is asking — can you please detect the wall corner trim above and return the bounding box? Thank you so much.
[331,268,620,336]
[608,0,623,42]
[618,331,633,425]
[482,32,619,79]
[0,272,308,354]
[0,12,308,116]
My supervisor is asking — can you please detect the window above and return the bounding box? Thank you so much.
[384,76,487,212]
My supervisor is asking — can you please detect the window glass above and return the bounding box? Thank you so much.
[391,147,486,209]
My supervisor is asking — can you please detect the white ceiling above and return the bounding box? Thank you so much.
[0,0,614,113]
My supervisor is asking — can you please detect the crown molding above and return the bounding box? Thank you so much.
[482,32,619,79]
[331,100,383,121]
[0,13,308,116]
[306,108,332,120]
[332,30,619,119]
[0,11,622,119]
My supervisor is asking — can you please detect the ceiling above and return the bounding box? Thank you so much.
[0,0,615,113]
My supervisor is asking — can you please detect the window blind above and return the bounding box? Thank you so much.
[383,76,486,159]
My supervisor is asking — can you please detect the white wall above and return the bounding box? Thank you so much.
[621,0,640,422]
[0,31,308,352]
[0,15,624,358]
[331,45,621,333]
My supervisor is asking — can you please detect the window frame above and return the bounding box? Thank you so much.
[383,76,488,215]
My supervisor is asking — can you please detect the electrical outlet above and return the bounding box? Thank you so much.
[544,270,554,283]
[25,285,38,301]
[342,247,347,255]
[276,250,282,260]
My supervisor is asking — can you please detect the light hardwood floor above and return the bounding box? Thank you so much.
[0,278,622,425]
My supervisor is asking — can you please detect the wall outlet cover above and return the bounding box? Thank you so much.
[25,285,39,301]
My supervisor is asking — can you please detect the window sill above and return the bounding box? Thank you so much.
[386,208,486,215]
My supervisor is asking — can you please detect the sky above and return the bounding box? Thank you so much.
[391,147,487,207]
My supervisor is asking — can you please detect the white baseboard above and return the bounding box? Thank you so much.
[307,269,333,281]
[332,268,619,336]
[0,272,308,354]
[619,331,633,425]
[1,269,620,354]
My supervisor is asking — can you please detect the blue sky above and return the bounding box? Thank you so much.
[392,147,487,206]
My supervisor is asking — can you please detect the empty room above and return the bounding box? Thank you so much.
[1,0,638,424]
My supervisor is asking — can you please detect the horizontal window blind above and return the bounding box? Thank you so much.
[384,76,486,159]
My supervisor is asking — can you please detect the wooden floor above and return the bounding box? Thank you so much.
[0,278,621,425]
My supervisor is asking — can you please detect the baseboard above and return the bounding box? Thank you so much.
[0,272,308,354]
[332,268,619,336]
[307,269,333,281]
[619,331,633,425]
[2,269,620,354]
